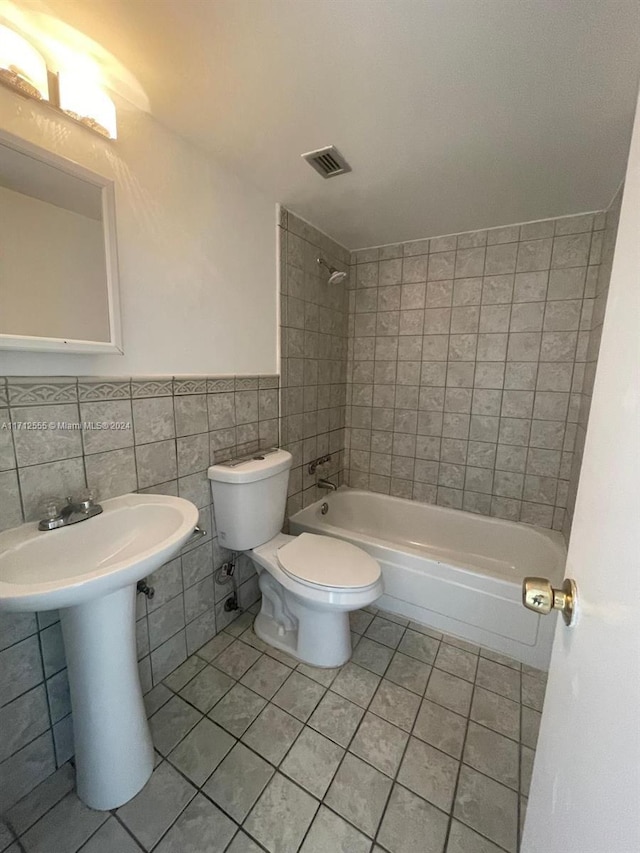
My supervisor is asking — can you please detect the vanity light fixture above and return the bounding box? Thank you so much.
[0,24,117,140]
[57,70,117,139]
[0,24,49,100]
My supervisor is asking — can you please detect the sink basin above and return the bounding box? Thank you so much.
[0,493,199,611]
[0,493,199,811]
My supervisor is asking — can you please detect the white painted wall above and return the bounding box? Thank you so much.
[522,91,640,852]
[0,86,277,376]
[40,0,640,249]
[0,185,109,341]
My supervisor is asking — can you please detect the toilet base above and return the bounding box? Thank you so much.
[254,571,353,667]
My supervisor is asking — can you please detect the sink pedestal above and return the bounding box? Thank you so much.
[61,583,154,810]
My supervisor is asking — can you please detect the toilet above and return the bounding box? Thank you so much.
[207,448,383,667]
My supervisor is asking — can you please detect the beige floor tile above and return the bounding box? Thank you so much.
[117,762,196,850]
[153,794,236,853]
[398,629,440,664]
[364,616,406,649]
[378,784,449,853]
[213,640,261,679]
[369,679,421,731]
[308,691,365,747]
[435,643,479,682]
[413,698,467,758]
[475,659,521,702]
[242,704,303,765]
[446,819,505,853]
[470,686,520,741]
[398,737,459,811]
[331,662,381,708]
[425,668,473,716]
[325,753,392,837]
[300,805,371,853]
[463,722,519,789]
[520,706,541,749]
[349,713,408,777]
[179,665,234,712]
[19,792,108,853]
[207,683,266,737]
[168,718,234,786]
[385,651,431,695]
[453,765,518,853]
[240,655,292,699]
[244,773,318,853]
[272,672,326,721]
[203,742,273,822]
[281,728,344,798]
[351,637,395,675]
[149,695,202,755]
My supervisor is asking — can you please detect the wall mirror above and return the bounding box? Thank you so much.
[0,129,122,353]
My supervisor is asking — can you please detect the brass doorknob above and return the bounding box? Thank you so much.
[522,577,578,627]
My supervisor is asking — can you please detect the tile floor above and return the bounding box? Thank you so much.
[0,604,546,853]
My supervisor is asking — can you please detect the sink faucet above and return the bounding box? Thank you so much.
[317,479,337,492]
[38,493,103,531]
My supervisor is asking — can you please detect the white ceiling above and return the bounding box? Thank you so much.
[19,0,640,248]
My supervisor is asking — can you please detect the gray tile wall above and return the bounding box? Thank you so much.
[564,188,622,535]
[279,209,350,514]
[0,373,278,810]
[345,212,609,531]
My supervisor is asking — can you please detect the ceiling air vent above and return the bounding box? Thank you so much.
[302,146,352,179]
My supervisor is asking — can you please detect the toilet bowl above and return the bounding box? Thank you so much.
[207,449,383,667]
[250,531,382,667]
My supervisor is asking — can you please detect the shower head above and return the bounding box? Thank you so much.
[328,269,347,285]
[317,257,347,285]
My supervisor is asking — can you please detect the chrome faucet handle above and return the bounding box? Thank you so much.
[37,491,102,531]
[41,497,63,520]
[38,497,66,530]
[76,489,98,511]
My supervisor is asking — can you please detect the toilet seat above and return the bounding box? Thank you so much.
[276,532,380,590]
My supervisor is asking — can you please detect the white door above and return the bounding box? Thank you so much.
[521,93,640,852]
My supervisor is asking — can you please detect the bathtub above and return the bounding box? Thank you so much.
[290,488,566,670]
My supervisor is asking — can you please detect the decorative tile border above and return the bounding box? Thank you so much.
[234,376,259,391]
[78,378,132,401]
[0,367,281,813]
[173,378,207,395]
[131,378,174,398]
[207,377,235,393]
[7,377,78,406]
[259,375,280,389]
[0,375,278,403]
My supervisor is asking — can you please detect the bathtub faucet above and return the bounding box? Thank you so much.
[317,479,337,492]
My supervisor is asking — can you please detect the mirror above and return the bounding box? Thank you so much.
[0,129,122,353]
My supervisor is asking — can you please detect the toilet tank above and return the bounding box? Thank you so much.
[207,449,292,550]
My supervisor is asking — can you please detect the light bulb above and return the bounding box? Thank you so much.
[0,24,49,100]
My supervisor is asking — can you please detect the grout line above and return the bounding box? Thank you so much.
[110,813,146,851]
[352,209,605,256]
[8,609,539,853]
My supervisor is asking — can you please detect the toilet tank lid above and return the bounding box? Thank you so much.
[208,448,292,484]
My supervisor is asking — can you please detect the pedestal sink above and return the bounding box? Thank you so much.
[0,493,199,810]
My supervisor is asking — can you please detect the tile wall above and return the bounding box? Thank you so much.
[0,373,279,810]
[345,211,611,530]
[279,209,350,513]
[564,188,622,535]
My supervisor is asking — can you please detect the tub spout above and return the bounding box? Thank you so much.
[317,479,337,492]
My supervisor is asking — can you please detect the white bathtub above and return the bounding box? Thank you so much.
[290,488,566,670]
